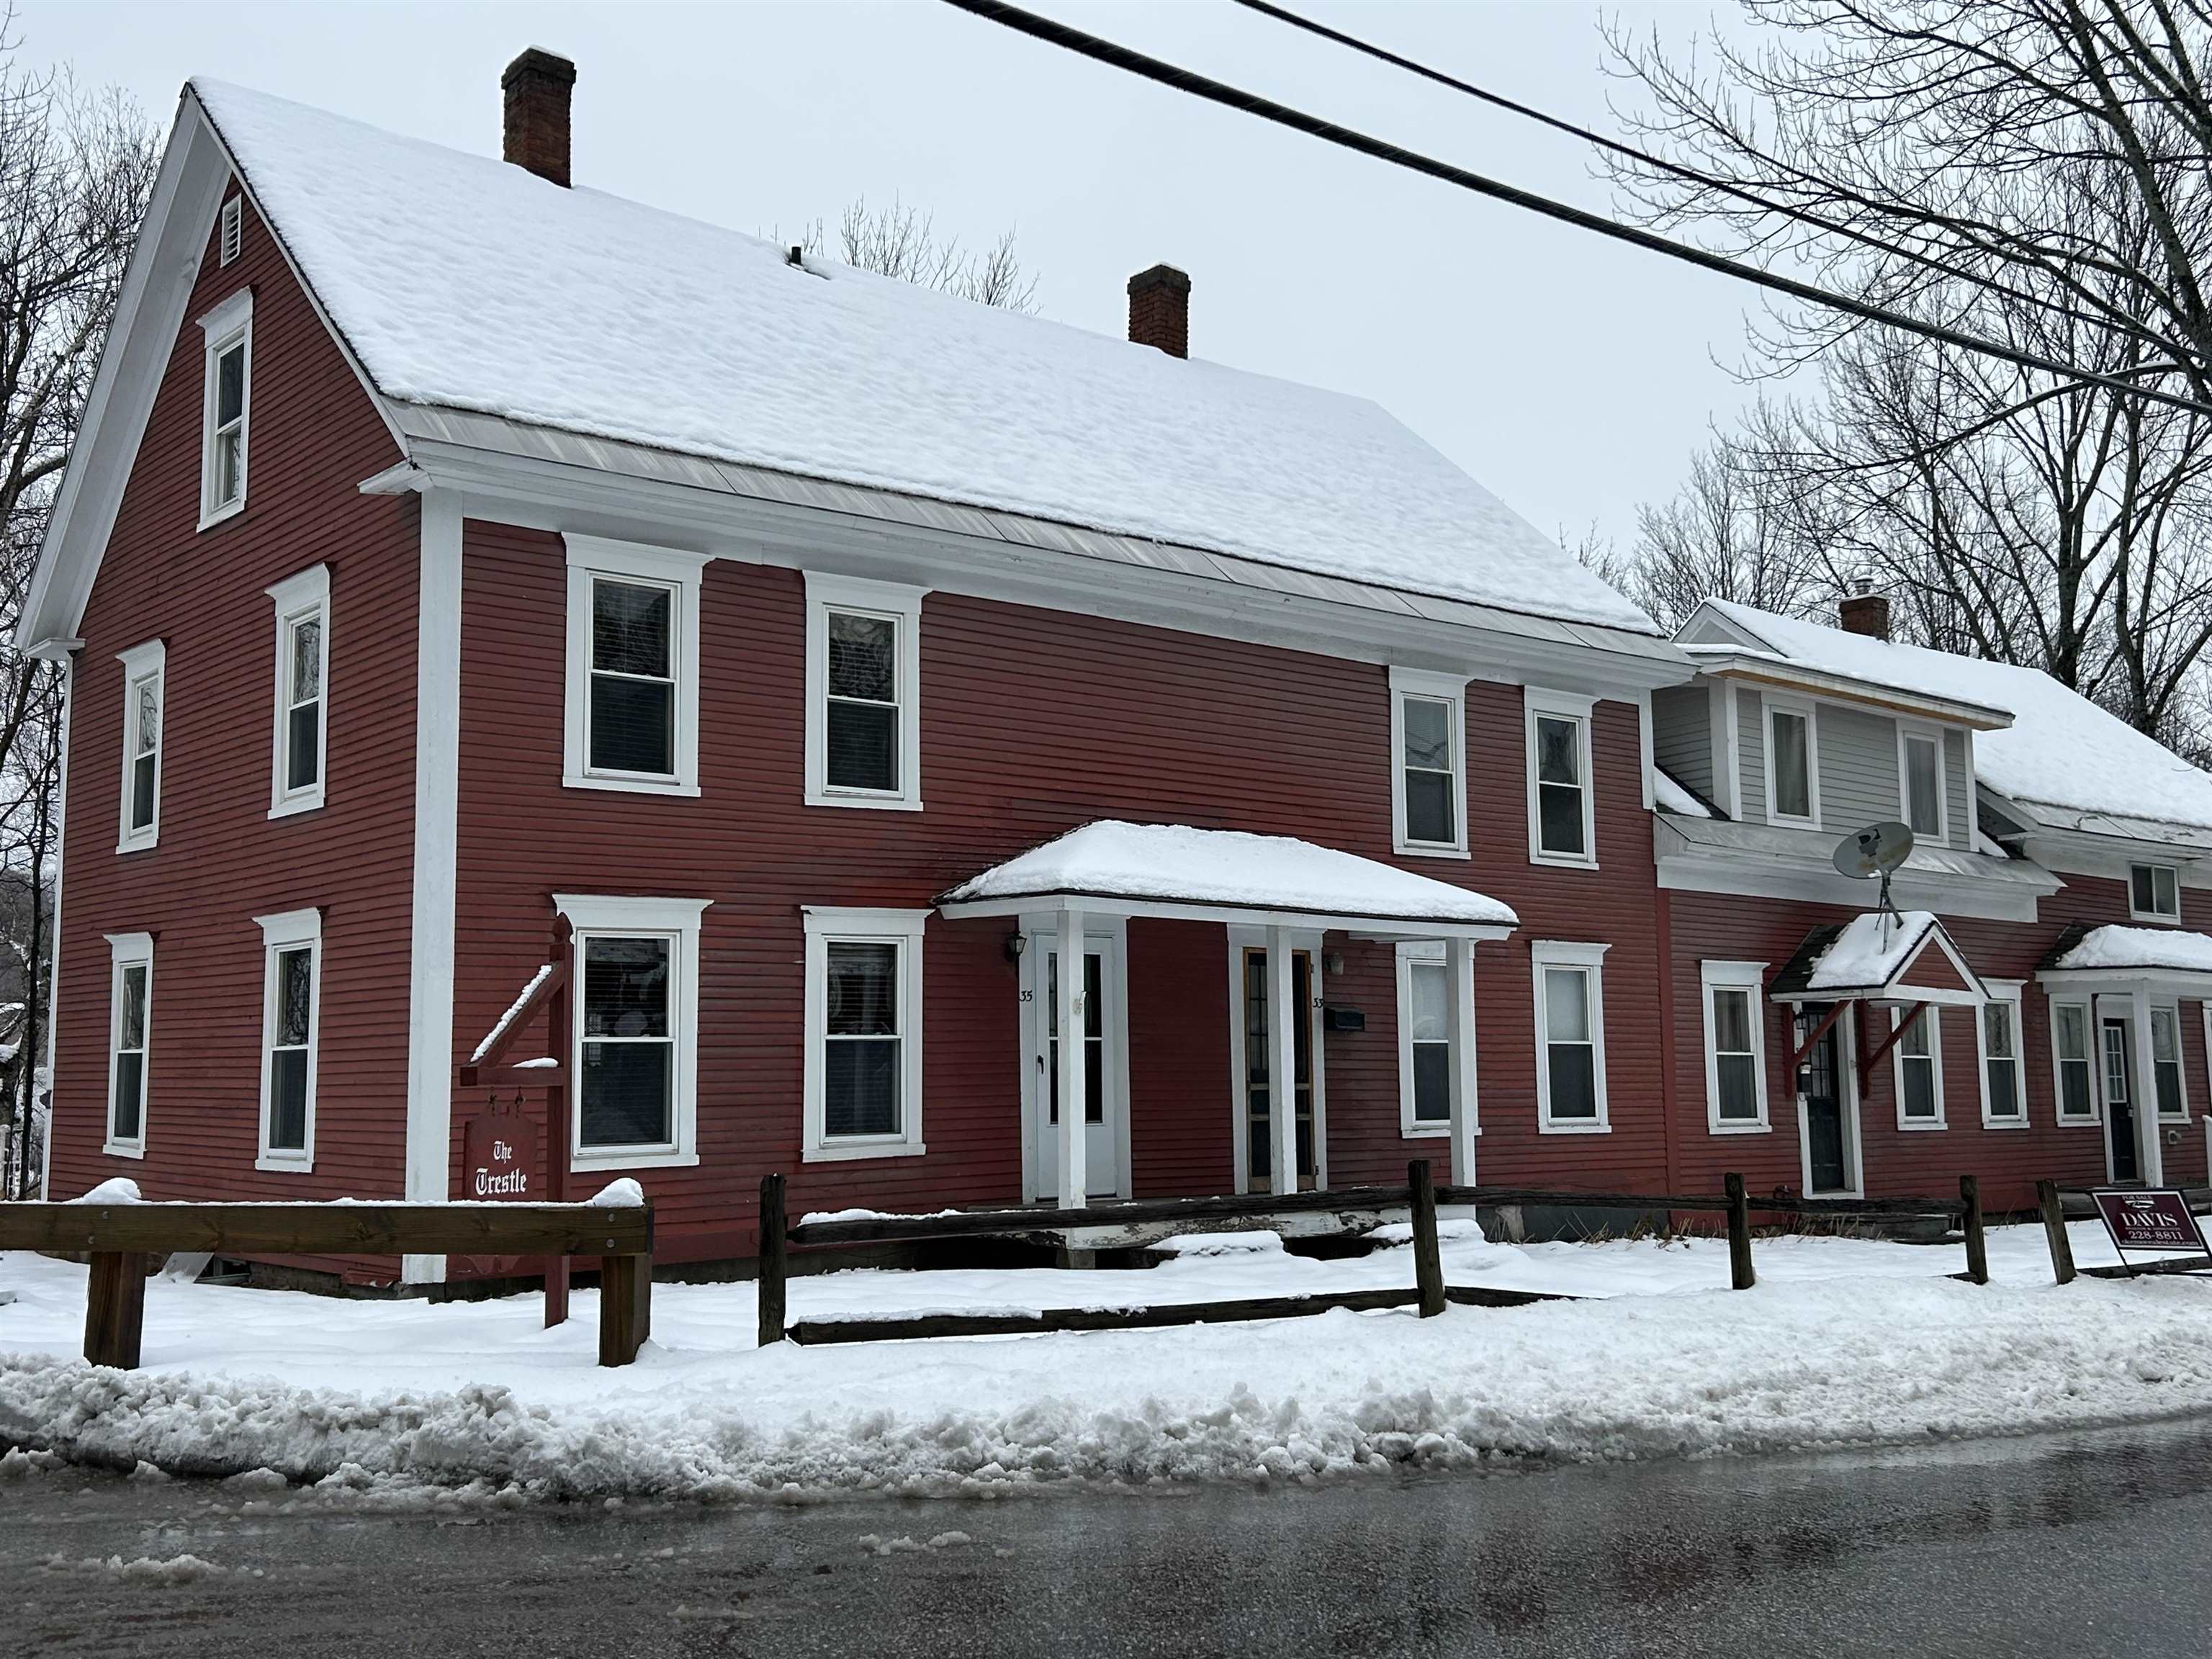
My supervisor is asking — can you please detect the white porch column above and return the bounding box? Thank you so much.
[1266,925,1298,1195]
[1056,904,1089,1208]
[2131,981,2165,1186]
[1444,936,1479,1187]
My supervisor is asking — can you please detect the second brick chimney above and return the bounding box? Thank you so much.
[503,48,575,188]
[1839,578,1891,641]
[1128,264,1191,359]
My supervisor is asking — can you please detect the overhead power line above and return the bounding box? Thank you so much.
[939,0,2212,420]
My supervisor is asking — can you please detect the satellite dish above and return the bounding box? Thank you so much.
[1832,820,1915,881]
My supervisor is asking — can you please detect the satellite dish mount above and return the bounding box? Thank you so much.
[1832,821,1916,946]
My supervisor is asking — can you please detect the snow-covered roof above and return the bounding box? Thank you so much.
[2048,924,2212,977]
[938,821,1517,934]
[1652,768,1710,819]
[186,80,1653,637]
[1690,598,2212,835]
[1770,909,1987,1004]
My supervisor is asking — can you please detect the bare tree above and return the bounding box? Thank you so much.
[788,194,1040,313]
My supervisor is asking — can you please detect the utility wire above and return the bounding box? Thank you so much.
[940,0,2212,419]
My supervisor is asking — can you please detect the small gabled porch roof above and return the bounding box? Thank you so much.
[936,820,1518,940]
[1768,910,1987,1007]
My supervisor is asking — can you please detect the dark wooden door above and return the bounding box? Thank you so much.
[1798,1004,1849,1194]
[2103,1018,2140,1182]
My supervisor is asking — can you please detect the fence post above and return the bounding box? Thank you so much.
[1958,1174,1989,1285]
[2037,1179,2077,1285]
[1725,1172,1755,1290]
[598,1251,651,1367]
[1408,1159,1444,1318]
[757,1172,789,1346]
[83,1251,147,1370]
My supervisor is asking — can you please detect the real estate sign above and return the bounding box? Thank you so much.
[2092,1188,2206,1254]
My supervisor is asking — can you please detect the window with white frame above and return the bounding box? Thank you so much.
[104,932,152,1156]
[1701,961,1769,1132]
[803,907,928,1159]
[562,535,705,795]
[1892,1005,1943,1127]
[197,289,251,528]
[557,894,706,1169]
[2130,862,2182,923]
[2051,999,2098,1121]
[220,194,243,266]
[1395,941,1457,1136]
[266,565,328,816]
[1978,985,2025,1126]
[1532,940,1609,1130]
[2152,1005,2188,1119]
[1525,690,1596,866]
[805,574,925,810]
[1765,698,1818,826]
[1390,669,1467,856]
[1899,727,1946,840]
[116,639,164,853]
[256,909,320,1170]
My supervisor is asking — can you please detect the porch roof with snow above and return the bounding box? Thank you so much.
[2038,923,2212,994]
[936,822,1519,940]
[1768,910,1987,1007]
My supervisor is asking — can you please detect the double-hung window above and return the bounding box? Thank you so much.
[803,907,928,1159]
[116,640,165,853]
[2131,863,2182,923]
[805,573,925,810]
[557,894,706,1170]
[256,909,320,1171]
[1525,690,1596,866]
[197,289,251,529]
[1892,1006,1944,1128]
[562,536,705,795]
[1899,727,1946,841]
[1978,984,2026,1127]
[1701,961,1769,1132]
[1532,940,1609,1131]
[1395,942,1454,1135]
[1390,669,1467,856]
[104,932,153,1157]
[1765,697,1818,827]
[2051,1000,2098,1121]
[2152,1006,2189,1120]
[266,565,328,816]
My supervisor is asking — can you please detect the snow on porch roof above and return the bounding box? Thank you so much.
[2043,923,2212,979]
[936,822,1519,936]
[1768,910,1987,1005]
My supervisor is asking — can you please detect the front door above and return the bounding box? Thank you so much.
[1028,934,1120,1200]
[1241,946,1318,1193]
[2103,1017,2140,1182]
[1797,1002,1852,1195]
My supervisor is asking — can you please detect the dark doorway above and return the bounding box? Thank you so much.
[1797,1003,1851,1194]
[2103,1017,2140,1182]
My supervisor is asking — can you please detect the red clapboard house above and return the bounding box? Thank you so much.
[19,53,2212,1287]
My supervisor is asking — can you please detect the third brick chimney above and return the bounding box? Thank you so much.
[1127,264,1191,359]
[503,48,576,188]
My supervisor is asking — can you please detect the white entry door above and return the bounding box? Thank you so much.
[1023,929,1125,1200]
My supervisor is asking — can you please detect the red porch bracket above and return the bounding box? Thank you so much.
[1858,1000,1928,1091]
[1786,1001,1849,1075]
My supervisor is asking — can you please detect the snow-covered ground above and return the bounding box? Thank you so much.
[6,1219,2212,1504]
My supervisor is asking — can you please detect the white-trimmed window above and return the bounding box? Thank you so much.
[219,194,243,266]
[1764,696,1819,827]
[562,535,706,796]
[1892,1005,1944,1128]
[1701,961,1769,1133]
[197,288,251,528]
[1977,983,2026,1128]
[266,565,328,817]
[1532,940,1609,1131]
[256,908,320,1171]
[116,639,164,853]
[556,894,708,1171]
[2152,1004,2189,1120]
[104,932,153,1158]
[803,907,928,1159]
[1390,669,1467,857]
[1899,726,1946,841]
[2051,999,2098,1122]
[805,573,925,811]
[1395,940,1464,1136]
[1525,689,1596,866]
[2130,863,2182,923]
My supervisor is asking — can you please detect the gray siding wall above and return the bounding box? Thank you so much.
[1652,683,1712,799]
[1945,729,1971,850]
[1737,686,1766,822]
[1816,703,1899,835]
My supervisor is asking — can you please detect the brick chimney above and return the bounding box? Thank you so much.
[503,48,575,188]
[1127,264,1190,359]
[1839,577,1891,641]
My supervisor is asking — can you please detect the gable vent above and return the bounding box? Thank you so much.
[220,195,243,266]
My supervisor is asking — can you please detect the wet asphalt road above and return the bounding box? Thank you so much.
[11,1421,2212,1658]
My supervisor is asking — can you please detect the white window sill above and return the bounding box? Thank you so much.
[2128,913,2182,927]
[804,788,924,813]
[2159,1113,2191,1125]
[1538,1120,1611,1135]
[1766,816,1821,833]
[115,835,158,855]
[1981,1118,2031,1130]
[1897,1119,1947,1132]
[804,1139,929,1163]
[1708,1120,1771,1135]
[562,771,701,799]
[1394,842,1470,861]
[1402,1123,1462,1139]
[1529,851,1599,871]
[572,1148,699,1172]
[255,1154,313,1174]
[102,1141,146,1161]
[2056,1115,2103,1128]
[269,792,325,821]
[198,498,246,534]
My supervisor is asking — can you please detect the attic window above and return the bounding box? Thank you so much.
[220,196,243,266]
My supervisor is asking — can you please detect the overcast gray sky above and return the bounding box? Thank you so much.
[22,0,1765,554]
